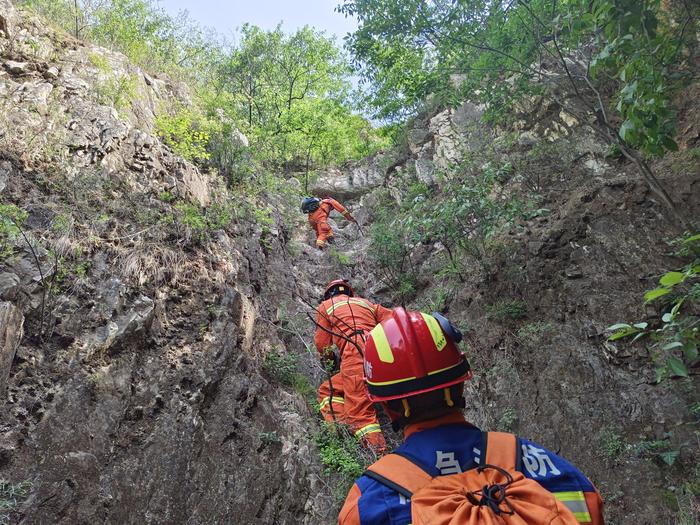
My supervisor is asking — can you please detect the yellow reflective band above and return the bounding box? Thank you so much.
[366,375,417,386]
[319,396,345,410]
[554,491,586,501]
[554,492,590,523]
[369,325,394,363]
[354,423,381,438]
[428,361,464,376]
[421,313,447,351]
[326,299,374,315]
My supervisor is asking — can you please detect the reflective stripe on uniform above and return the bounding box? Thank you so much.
[326,299,375,315]
[553,491,591,522]
[420,313,447,351]
[369,324,394,363]
[354,423,382,439]
[319,396,345,410]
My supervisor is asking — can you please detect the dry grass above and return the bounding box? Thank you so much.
[119,243,187,286]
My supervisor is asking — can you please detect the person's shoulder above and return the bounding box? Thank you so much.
[516,436,596,491]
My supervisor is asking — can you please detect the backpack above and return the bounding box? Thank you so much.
[364,432,580,525]
[301,197,321,213]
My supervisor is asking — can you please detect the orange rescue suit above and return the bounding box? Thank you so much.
[308,197,353,248]
[315,294,393,451]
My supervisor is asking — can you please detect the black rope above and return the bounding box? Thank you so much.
[465,464,516,516]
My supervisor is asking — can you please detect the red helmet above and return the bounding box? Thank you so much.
[323,279,354,300]
[363,308,472,402]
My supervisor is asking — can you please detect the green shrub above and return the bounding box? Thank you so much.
[517,321,553,343]
[158,191,176,203]
[629,433,680,466]
[369,214,417,303]
[0,479,32,523]
[496,407,517,432]
[486,299,527,322]
[607,232,700,381]
[0,204,28,260]
[598,428,627,462]
[155,109,211,162]
[263,349,311,396]
[259,431,281,446]
[263,349,298,384]
[328,248,353,267]
[95,73,138,113]
[175,203,207,232]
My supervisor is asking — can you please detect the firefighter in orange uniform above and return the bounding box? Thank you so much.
[315,279,393,452]
[301,196,357,249]
[338,308,605,525]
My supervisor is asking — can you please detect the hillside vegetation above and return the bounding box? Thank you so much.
[0,0,698,524]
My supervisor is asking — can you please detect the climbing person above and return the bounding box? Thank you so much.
[315,279,393,453]
[339,308,604,525]
[301,196,357,249]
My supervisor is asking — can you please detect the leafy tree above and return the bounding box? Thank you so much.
[22,0,218,77]
[214,25,387,173]
[339,0,699,223]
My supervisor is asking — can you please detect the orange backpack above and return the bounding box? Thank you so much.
[364,432,580,525]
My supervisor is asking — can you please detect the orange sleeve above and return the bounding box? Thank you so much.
[314,305,333,355]
[338,483,362,525]
[374,303,394,324]
[325,198,349,216]
[585,490,605,525]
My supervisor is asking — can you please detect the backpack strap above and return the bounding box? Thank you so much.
[482,431,520,470]
[363,452,433,498]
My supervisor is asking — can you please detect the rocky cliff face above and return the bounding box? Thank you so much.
[0,2,335,523]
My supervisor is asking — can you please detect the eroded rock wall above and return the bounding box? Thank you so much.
[0,2,331,523]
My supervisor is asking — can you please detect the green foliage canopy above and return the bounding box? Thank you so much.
[339,0,698,158]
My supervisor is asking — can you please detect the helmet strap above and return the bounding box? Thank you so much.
[443,388,454,407]
[401,398,411,418]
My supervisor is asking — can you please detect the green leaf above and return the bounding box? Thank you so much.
[661,136,678,151]
[607,323,632,331]
[644,287,670,302]
[667,356,688,377]
[619,119,634,140]
[682,233,700,244]
[662,313,673,323]
[659,450,679,466]
[631,332,647,343]
[661,341,683,351]
[633,322,648,330]
[670,298,685,317]
[659,271,685,287]
[683,345,698,362]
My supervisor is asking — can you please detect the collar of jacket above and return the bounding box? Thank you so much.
[403,411,469,439]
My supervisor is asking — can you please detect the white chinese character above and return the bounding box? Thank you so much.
[521,444,561,478]
[398,494,408,505]
[436,451,462,475]
[473,447,481,465]
[364,360,373,379]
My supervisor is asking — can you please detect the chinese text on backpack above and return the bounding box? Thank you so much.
[364,432,580,525]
